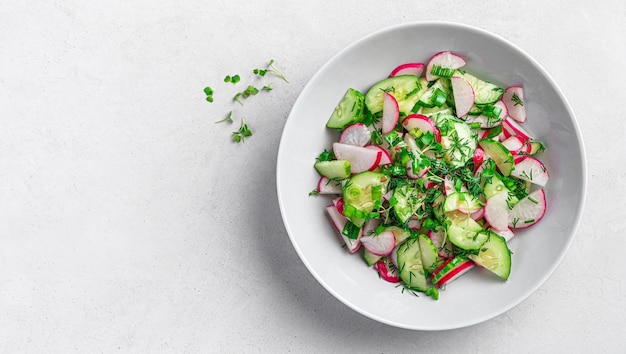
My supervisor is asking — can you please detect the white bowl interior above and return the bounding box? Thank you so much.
[276,22,586,330]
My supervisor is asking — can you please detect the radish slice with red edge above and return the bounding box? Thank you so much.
[501,136,525,155]
[365,145,392,165]
[484,191,510,231]
[473,147,485,172]
[333,142,382,173]
[360,230,396,256]
[425,51,466,81]
[490,227,515,242]
[451,76,475,117]
[402,114,441,143]
[339,123,371,147]
[502,86,526,123]
[382,92,399,134]
[389,63,424,77]
[331,196,345,215]
[508,189,546,229]
[374,258,401,283]
[502,117,533,141]
[510,156,549,186]
[325,204,361,253]
[317,176,343,195]
[436,259,475,287]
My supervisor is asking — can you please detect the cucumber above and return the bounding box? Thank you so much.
[482,172,520,205]
[479,140,514,177]
[446,223,489,250]
[365,75,425,115]
[314,160,351,180]
[529,141,545,155]
[392,184,421,224]
[416,79,447,108]
[469,232,511,280]
[443,192,483,214]
[385,225,410,245]
[363,248,382,266]
[418,234,438,273]
[326,88,365,130]
[454,71,504,104]
[396,237,428,292]
[440,119,477,167]
[343,171,389,227]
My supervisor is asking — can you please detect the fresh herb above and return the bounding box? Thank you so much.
[316,149,335,162]
[262,83,273,91]
[253,59,289,83]
[224,74,241,84]
[232,118,252,143]
[511,92,524,106]
[214,111,234,124]
[203,87,214,102]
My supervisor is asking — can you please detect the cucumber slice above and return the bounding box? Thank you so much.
[454,71,504,104]
[326,88,365,130]
[469,232,511,280]
[343,171,389,227]
[418,234,438,273]
[385,225,410,244]
[440,119,477,167]
[314,160,351,180]
[417,79,449,108]
[443,192,483,214]
[529,141,545,155]
[446,223,489,250]
[396,237,428,292]
[365,75,425,115]
[392,184,421,224]
[363,248,382,266]
[479,140,514,177]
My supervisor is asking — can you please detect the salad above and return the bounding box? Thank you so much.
[311,51,549,299]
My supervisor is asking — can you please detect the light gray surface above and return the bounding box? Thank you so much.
[1,1,623,352]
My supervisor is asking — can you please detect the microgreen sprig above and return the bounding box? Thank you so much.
[232,118,252,143]
[224,74,241,84]
[203,87,214,102]
[253,59,289,83]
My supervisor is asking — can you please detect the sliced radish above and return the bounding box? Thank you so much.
[332,196,345,215]
[382,92,399,135]
[339,123,371,147]
[428,229,453,258]
[407,217,421,230]
[490,227,515,242]
[389,62,424,77]
[436,259,475,287]
[326,204,361,253]
[374,258,401,283]
[470,207,485,221]
[502,117,533,141]
[443,176,468,196]
[402,114,441,143]
[484,191,510,231]
[419,174,438,189]
[425,51,466,81]
[508,189,546,229]
[365,145,392,165]
[451,76,475,117]
[510,156,549,186]
[502,86,526,123]
[360,230,396,256]
[317,176,343,195]
[473,147,485,172]
[333,142,382,173]
[501,136,525,155]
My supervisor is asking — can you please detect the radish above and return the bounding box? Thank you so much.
[382,92,399,134]
[501,136,525,155]
[389,62,424,78]
[428,229,453,258]
[508,189,546,229]
[402,114,441,142]
[470,207,485,221]
[436,259,475,287]
[407,217,421,230]
[425,51,466,81]
[473,147,485,172]
[443,176,467,196]
[365,145,392,165]
[502,117,533,141]
[333,142,382,173]
[510,156,550,186]
[451,76,475,117]
[339,123,371,147]
[316,176,343,195]
[374,258,401,283]
[484,191,510,231]
[326,204,361,253]
[502,86,526,123]
[360,230,396,256]
[332,196,345,215]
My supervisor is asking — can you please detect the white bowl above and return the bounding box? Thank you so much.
[276,22,586,330]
